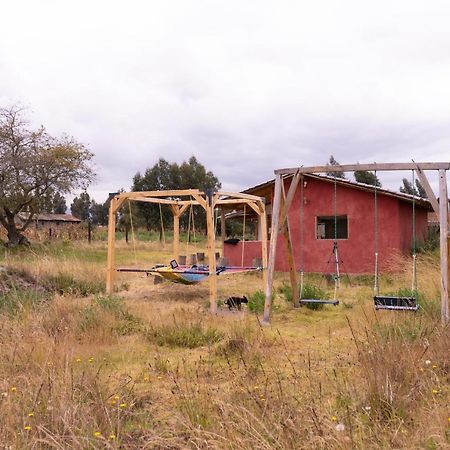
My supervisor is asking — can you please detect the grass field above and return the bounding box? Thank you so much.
[0,239,448,449]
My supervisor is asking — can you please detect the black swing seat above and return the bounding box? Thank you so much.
[299,299,339,306]
[374,296,419,311]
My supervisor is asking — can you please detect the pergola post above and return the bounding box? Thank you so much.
[439,170,449,324]
[206,201,217,314]
[220,207,226,255]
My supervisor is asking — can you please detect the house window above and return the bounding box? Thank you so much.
[316,216,348,239]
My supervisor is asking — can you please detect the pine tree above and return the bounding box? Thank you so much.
[325,155,345,178]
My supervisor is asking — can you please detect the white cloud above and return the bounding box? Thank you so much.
[1,0,449,202]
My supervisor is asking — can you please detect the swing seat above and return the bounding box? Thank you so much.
[299,299,339,306]
[374,296,419,311]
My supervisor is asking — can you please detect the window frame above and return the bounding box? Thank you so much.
[315,215,349,240]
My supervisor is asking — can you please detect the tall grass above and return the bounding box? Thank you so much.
[0,240,447,448]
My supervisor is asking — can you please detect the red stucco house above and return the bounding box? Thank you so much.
[224,174,431,274]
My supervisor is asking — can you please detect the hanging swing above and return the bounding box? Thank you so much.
[373,170,419,311]
[298,175,340,306]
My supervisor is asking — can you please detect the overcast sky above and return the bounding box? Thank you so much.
[1,0,449,203]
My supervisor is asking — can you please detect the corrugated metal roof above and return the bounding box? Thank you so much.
[18,213,82,222]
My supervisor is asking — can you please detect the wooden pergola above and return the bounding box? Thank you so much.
[263,162,450,325]
[106,189,268,313]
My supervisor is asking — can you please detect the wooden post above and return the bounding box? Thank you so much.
[263,174,283,324]
[221,207,226,255]
[259,201,268,291]
[88,221,92,244]
[415,167,440,214]
[439,170,449,324]
[173,211,180,261]
[206,201,217,314]
[281,181,299,307]
[106,197,117,294]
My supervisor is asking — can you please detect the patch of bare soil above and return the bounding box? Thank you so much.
[0,266,49,294]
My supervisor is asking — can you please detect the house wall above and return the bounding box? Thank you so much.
[223,177,429,274]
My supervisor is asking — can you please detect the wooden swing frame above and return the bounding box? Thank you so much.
[106,189,268,314]
[263,162,450,325]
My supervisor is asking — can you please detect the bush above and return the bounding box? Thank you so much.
[44,273,104,297]
[300,283,329,310]
[280,282,329,310]
[146,321,223,348]
[247,290,266,313]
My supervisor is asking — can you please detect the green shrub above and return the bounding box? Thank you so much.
[94,294,123,312]
[0,289,48,316]
[146,321,223,348]
[45,273,104,297]
[247,290,266,313]
[300,283,329,310]
[78,305,102,333]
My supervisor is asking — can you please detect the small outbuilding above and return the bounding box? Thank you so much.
[17,213,82,230]
[224,174,432,274]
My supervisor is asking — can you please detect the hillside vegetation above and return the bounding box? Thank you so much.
[0,241,448,449]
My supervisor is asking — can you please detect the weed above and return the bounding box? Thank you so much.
[45,272,104,297]
[247,289,265,312]
[0,289,48,316]
[146,320,223,348]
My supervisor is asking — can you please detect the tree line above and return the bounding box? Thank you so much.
[0,104,431,247]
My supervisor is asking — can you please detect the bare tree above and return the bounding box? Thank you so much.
[0,105,95,246]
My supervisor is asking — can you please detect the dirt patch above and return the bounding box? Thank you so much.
[0,266,49,294]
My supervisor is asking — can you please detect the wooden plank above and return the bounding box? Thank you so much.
[112,196,128,213]
[278,172,301,230]
[439,170,449,324]
[132,197,191,206]
[214,198,261,206]
[116,189,203,198]
[263,174,283,324]
[206,202,217,314]
[178,203,190,217]
[414,167,439,214]
[275,162,450,175]
[217,191,266,202]
[192,193,208,210]
[106,197,117,294]
[260,202,268,290]
[220,207,226,255]
[280,181,299,307]
[173,211,180,261]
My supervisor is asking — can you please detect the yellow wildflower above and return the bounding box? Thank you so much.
[88,357,94,363]
[75,358,81,363]
[109,434,116,440]
[119,403,127,408]
[28,412,34,417]
[10,387,17,392]
[114,395,120,400]
[24,426,32,431]
[94,431,102,437]
[331,416,337,421]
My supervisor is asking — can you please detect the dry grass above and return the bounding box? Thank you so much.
[0,242,448,449]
